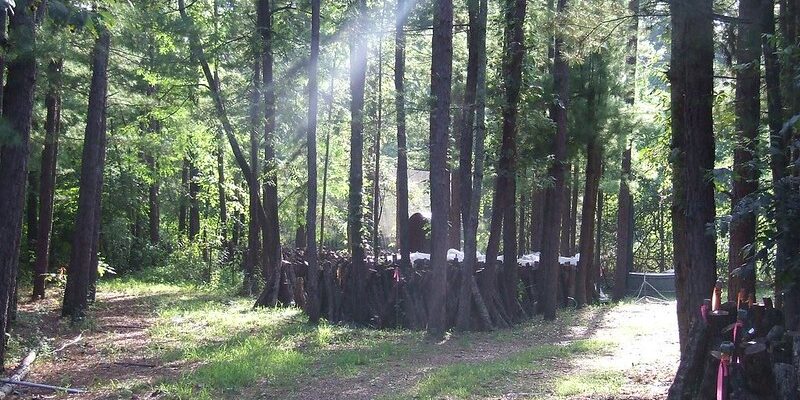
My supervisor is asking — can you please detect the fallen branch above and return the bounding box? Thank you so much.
[0,349,36,398]
[0,379,85,395]
[113,361,156,368]
[102,324,145,330]
[52,332,83,355]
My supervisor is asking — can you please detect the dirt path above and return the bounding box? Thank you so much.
[9,291,182,400]
[283,300,679,400]
[7,291,678,400]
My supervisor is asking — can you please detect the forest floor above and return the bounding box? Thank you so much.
[5,278,679,400]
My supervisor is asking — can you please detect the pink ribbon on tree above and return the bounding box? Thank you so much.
[700,303,709,323]
[716,358,729,400]
[393,267,401,283]
[733,321,743,342]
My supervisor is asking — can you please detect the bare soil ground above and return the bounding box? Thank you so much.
[5,290,678,400]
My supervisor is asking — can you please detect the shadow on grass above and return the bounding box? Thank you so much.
[384,339,615,400]
[94,278,623,400]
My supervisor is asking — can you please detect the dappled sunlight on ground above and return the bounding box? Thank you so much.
[6,280,679,400]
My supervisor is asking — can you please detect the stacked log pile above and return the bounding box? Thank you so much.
[263,248,574,331]
[669,281,800,400]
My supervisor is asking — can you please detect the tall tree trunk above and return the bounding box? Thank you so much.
[540,0,570,320]
[518,192,526,254]
[454,0,482,331]
[320,132,330,248]
[449,168,461,249]
[305,0,321,324]
[0,2,39,350]
[560,165,572,255]
[728,0,761,301]
[591,188,603,300]
[188,159,200,240]
[348,0,369,323]
[178,0,281,306]
[427,0,453,338]
[613,147,633,301]
[762,0,795,328]
[669,0,717,350]
[245,59,261,296]
[216,139,229,262]
[498,0,527,322]
[146,157,159,244]
[577,140,602,306]
[320,63,336,249]
[613,0,638,302]
[658,196,666,272]
[26,171,38,263]
[457,0,491,331]
[88,115,107,304]
[0,7,6,110]
[576,62,602,306]
[146,82,160,245]
[530,186,544,252]
[569,164,578,254]
[179,159,188,235]
[62,28,111,320]
[33,59,63,300]
[372,34,384,255]
[257,0,282,292]
[395,0,412,276]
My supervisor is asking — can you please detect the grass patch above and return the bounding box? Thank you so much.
[402,339,613,400]
[554,370,625,397]
[105,280,427,399]
[74,277,623,399]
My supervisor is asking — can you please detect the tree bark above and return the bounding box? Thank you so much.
[145,81,160,245]
[62,28,110,320]
[455,0,488,331]
[216,138,229,261]
[427,0,453,338]
[762,0,798,329]
[728,0,761,301]
[530,186,544,252]
[590,188,603,300]
[569,163,579,254]
[348,0,369,323]
[0,7,6,111]
[88,120,107,304]
[372,34,384,255]
[540,0,570,320]
[395,0,412,274]
[518,192,526,254]
[33,59,63,300]
[245,59,261,296]
[257,0,282,291]
[560,165,572,255]
[179,159,188,235]
[26,171,38,265]
[305,0,321,324]
[177,0,278,307]
[670,0,717,350]
[576,138,602,306]
[188,159,200,240]
[499,0,527,322]
[613,147,633,301]
[612,0,638,302]
[0,1,38,367]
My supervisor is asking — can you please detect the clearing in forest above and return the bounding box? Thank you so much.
[8,280,678,400]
